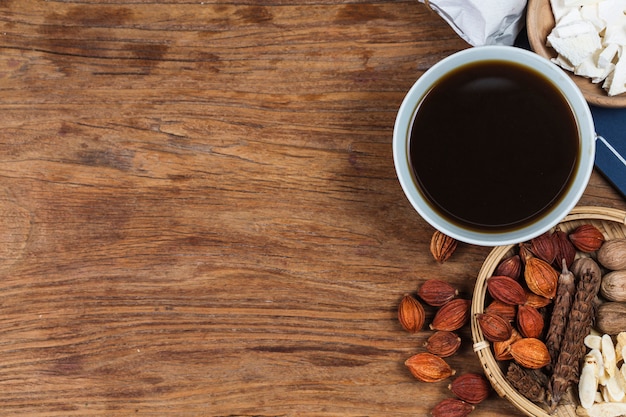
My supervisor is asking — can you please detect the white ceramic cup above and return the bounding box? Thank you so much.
[393,46,595,246]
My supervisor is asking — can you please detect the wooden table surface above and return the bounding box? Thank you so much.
[1,1,625,415]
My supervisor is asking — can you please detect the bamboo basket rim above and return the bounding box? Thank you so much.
[471,206,626,417]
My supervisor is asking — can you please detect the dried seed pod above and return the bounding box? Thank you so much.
[398,294,425,333]
[570,257,602,281]
[519,243,534,264]
[404,352,455,382]
[598,238,626,270]
[524,253,558,299]
[425,330,462,358]
[448,373,491,404]
[596,302,626,335]
[569,224,605,253]
[418,279,458,307]
[494,254,522,280]
[430,299,471,332]
[476,312,512,342]
[509,338,551,369]
[485,299,517,322]
[430,230,458,263]
[517,305,544,339]
[530,231,556,264]
[544,259,576,372]
[552,227,577,268]
[600,270,626,302]
[524,290,551,309]
[430,398,474,417]
[487,275,527,305]
[493,328,522,361]
[550,258,602,409]
[505,362,549,404]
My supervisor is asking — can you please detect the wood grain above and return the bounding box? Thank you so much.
[0,1,624,415]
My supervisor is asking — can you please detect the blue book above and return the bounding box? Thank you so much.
[592,106,626,198]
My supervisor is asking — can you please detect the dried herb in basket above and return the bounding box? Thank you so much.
[544,259,576,372]
[506,362,549,405]
[549,258,602,410]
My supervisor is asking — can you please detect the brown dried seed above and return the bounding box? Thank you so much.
[487,275,527,305]
[485,299,517,322]
[398,294,425,333]
[448,373,491,404]
[524,290,551,309]
[568,224,605,252]
[418,279,458,307]
[509,338,551,369]
[405,352,455,382]
[552,227,577,268]
[596,302,626,335]
[597,238,626,270]
[494,254,522,280]
[599,270,626,302]
[516,305,544,339]
[430,299,471,332]
[493,328,522,361]
[430,230,458,263]
[425,330,462,358]
[431,398,474,417]
[530,231,556,264]
[519,242,534,264]
[524,254,558,299]
[476,312,513,342]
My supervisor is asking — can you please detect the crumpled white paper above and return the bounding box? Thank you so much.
[419,0,527,46]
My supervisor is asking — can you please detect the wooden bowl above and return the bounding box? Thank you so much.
[526,0,626,108]
[471,206,626,417]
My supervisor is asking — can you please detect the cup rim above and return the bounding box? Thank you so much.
[393,46,596,246]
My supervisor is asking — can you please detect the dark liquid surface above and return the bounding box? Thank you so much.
[409,60,580,232]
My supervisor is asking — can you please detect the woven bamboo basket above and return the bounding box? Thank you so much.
[471,206,626,417]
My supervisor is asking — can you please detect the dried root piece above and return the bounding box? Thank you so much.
[545,259,576,371]
[579,353,600,409]
[550,258,602,410]
[505,362,549,404]
[577,401,626,417]
[576,329,626,414]
[585,335,603,351]
[602,334,617,378]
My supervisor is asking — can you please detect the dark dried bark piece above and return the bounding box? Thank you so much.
[506,362,548,404]
[549,258,602,410]
[544,259,576,372]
